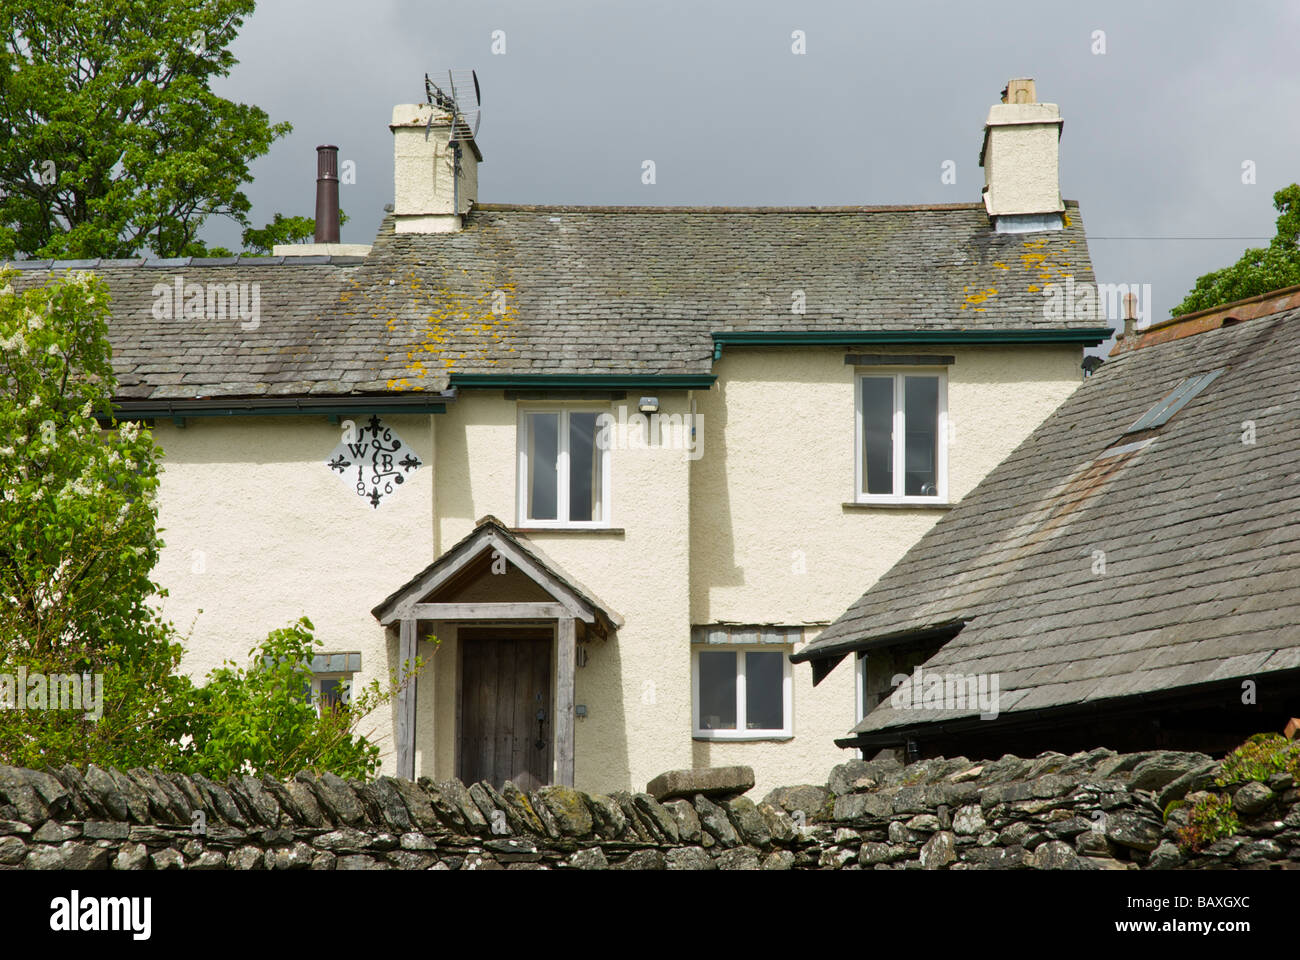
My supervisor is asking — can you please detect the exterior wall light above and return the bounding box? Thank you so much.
[638,396,659,414]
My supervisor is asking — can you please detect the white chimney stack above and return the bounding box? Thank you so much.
[978,78,1064,233]
[390,103,481,234]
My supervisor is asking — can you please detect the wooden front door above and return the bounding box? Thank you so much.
[458,632,553,791]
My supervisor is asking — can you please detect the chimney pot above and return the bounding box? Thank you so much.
[1122,292,1138,342]
[1004,78,1036,104]
[315,145,340,244]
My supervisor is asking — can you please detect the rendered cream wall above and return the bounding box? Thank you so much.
[690,344,1083,796]
[146,344,1082,796]
[150,415,436,771]
[427,392,695,795]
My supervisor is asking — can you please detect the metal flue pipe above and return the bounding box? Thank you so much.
[314,145,340,243]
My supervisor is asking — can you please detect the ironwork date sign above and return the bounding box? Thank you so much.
[325,415,422,508]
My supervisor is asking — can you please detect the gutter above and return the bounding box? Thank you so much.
[98,391,457,427]
[449,373,717,390]
[710,328,1113,361]
[835,669,1300,749]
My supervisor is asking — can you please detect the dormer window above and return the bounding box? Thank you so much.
[855,370,948,504]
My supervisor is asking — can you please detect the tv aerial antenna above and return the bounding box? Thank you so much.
[424,70,481,212]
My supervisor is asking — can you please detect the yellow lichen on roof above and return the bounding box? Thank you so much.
[1015,236,1080,300]
[347,272,519,390]
[961,285,998,310]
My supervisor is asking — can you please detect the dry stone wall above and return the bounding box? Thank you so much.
[0,747,1296,870]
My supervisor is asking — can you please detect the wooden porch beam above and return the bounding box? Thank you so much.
[396,618,417,780]
[408,602,570,621]
[555,616,576,787]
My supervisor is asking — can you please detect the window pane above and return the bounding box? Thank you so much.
[568,412,599,522]
[527,413,559,520]
[745,651,784,730]
[861,378,894,495]
[903,376,939,496]
[698,651,737,730]
[319,677,347,712]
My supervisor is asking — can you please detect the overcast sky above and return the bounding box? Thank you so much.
[207,0,1300,343]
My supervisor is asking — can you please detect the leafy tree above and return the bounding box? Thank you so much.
[1174,184,1300,315]
[0,270,422,776]
[242,209,350,256]
[0,267,192,768]
[0,0,290,259]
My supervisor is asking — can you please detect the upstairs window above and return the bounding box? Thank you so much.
[517,408,610,526]
[855,371,947,503]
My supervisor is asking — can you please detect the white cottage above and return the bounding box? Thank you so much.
[6,78,1109,797]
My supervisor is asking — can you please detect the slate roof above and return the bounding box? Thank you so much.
[2,202,1098,400]
[796,299,1300,738]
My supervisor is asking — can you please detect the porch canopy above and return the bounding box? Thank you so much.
[371,515,621,785]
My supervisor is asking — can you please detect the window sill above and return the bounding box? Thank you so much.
[510,526,626,535]
[842,501,954,511]
[692,733,794,743]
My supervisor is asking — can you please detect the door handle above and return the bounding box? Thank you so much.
[535,709,546,750]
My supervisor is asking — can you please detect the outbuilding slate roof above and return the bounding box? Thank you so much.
[795,299,1300,739]
[2,201,1097,400]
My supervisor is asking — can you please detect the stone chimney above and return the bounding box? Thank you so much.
[978,78,1065,233]
[390,103,482,234]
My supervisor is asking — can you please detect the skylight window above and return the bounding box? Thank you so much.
[1124,369,1224,434]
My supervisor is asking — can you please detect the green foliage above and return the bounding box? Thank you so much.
[1170,732,1300,852]
[1173,184,1300,315]
[0,268,193,768]
[1162,798,1186,823]
[1175,792,1239,852]
[1215,732,1300,787]
[182,617,422,781]
[0,1,290,259]
[0,270,159,658]
[241,209,350,256]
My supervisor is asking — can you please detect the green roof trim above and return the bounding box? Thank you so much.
[449,373,717,389]
[711,328,1113,359]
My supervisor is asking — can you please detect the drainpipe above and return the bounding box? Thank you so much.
[452,142,461,216]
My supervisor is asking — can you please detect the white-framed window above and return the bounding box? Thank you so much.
[311,673,352,715]
[854,369,948,503]
[692,646,792,740]
[299,652,361,716]
[517,407,611,527]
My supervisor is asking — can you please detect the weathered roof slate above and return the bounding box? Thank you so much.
[3,202,1097,400]
[795,302,1300,738]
